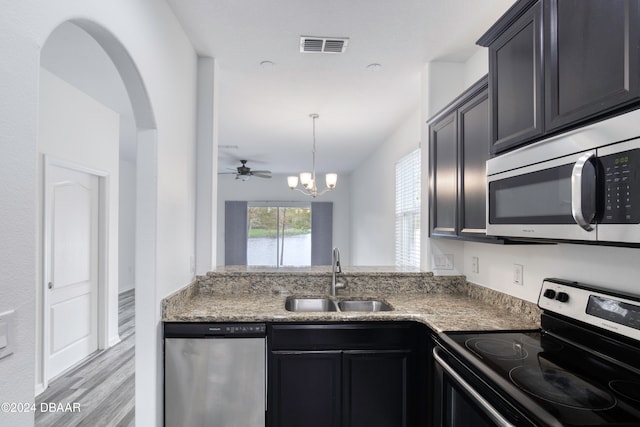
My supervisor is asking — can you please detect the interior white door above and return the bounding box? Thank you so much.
[45,164,99,380]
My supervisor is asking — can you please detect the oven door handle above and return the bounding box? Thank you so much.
[571,151,596,231]
[433,347,515,427]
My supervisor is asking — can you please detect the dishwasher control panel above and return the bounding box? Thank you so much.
[211,324,266,336]
[164,322,266,338]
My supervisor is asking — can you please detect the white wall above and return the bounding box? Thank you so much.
[0,1,198,425]
[464,48,490,87]
[423,61,466,119]
[119,158,136,293]
[349,57,487,268]
[350,110,421,265]
[216,174,351,266]
[195,57,219,275]
[464,242,640,302]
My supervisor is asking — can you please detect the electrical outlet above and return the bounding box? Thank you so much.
[513,264,524,286]
[471,256,479,274]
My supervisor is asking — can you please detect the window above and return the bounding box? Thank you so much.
[395,149,421,268]
[224,201,333,266]
[247,203,311,267]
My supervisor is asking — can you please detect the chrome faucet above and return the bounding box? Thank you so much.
[331,247,345,296]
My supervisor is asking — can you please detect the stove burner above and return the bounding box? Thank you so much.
[609,380,640,403]
[510,366,616,410]
[465,337,529,360]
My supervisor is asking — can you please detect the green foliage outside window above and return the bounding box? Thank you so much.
[248,207,311,238]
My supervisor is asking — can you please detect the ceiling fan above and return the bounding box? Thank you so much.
[220,160,272,181]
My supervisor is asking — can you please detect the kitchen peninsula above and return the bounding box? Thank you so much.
[162,267,542,427]
[162,267,540,331]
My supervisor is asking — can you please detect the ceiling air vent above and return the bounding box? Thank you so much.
[300,36,349,54]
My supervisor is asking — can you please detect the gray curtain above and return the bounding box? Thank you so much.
[311,202,333,265]
[224,201,248,265]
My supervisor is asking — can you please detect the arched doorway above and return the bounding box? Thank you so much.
[36,19,157,425]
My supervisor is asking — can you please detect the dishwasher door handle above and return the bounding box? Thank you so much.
[433,347,515,427]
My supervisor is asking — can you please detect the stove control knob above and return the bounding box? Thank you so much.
[543,289,557,299]
[556,292,570,303]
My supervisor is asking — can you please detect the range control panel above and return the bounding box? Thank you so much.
[539,279,640,342]
[600,148,640,224]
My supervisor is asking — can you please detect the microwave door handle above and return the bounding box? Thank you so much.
[433,347,515,427]
[571,152,596,231]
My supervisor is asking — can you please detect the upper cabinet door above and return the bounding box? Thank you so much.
[545,0,640,132]
[458,88,490,239]
[488,0,544,155]
[429,111,458,238]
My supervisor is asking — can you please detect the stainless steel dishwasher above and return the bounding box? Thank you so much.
[164,322,266,427]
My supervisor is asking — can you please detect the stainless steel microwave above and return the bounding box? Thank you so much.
[486,109,640,244]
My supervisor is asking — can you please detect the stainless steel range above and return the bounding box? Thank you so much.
[432,278,640,427]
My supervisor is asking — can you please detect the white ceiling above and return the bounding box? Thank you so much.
[41,1,516,175]
[168,0,515,176]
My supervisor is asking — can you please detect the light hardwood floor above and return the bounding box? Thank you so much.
[36,290,135,427]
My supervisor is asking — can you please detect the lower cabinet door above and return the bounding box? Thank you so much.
[342,350,411,427]
[269,351,342,427]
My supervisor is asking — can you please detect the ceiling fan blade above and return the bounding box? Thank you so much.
[252,173,272,179]
[251,170,271,174]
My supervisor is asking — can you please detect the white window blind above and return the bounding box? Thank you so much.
[395,148,421,268]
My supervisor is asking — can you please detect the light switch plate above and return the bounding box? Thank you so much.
[0,310,15,360]
[433,254,454,270]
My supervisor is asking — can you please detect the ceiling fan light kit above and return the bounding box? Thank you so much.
[288,114,338,198]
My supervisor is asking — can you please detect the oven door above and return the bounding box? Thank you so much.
[432,346,534,427]
[486,150,598,241]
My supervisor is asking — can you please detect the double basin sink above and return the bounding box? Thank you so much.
[285,296,393,313]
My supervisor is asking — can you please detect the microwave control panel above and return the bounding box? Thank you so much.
[600,149,640,224]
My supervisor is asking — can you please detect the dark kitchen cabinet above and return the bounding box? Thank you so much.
[486,0,543,155]
[429,77,496,241]
[459,85,491,239]
[544,0,640,131]
[268,323,426,427]
[429,110,458,238]
[343,350,411,427]
[270,351,342,427]
[479,0,640,155]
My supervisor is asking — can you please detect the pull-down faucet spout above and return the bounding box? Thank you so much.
[331,247,345,296]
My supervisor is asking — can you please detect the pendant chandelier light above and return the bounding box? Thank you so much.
[287,113,338,197]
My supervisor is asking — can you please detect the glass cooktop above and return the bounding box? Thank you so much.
[446,331,640,426]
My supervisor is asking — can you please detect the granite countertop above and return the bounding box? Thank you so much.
[162,268,542,333]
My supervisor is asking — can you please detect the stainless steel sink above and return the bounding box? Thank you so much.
[337,299,393,312]
[284,296,393,312]
[285,297,337,312]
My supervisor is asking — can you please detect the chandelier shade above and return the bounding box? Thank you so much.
[287,114,337,197]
